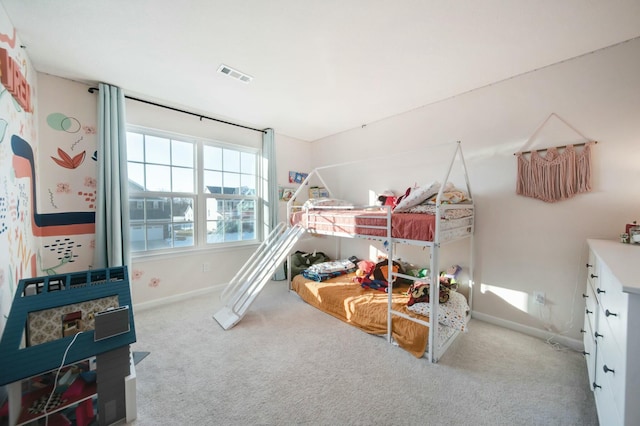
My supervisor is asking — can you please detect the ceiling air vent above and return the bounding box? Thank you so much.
[217,64,253,84]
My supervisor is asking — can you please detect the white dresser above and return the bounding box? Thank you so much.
[583,239,640,426]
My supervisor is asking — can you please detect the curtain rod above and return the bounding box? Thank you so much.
[514,141,597,156]
[88,87,267,134]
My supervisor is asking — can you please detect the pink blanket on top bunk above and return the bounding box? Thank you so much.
[290,209,436,241]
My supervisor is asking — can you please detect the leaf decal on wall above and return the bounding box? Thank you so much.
[51,148,86,169]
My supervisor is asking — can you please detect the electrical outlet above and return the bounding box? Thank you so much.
[202,262,210,272]
[534,291,545,305]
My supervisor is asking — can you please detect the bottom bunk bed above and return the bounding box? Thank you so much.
[291,272,470,359]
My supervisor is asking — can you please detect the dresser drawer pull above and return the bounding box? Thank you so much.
[582,350,589,356]
[605,309,617,317]
[586,263,593,268]
[586,309,593,315]
[582,293,588,298]
[590,274,598,279]
[594,331,603,339]
[593,382,601,389]
[596,288,605,294]
[580,328,586,334]
[603,365,615,374]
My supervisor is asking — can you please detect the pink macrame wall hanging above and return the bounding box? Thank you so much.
[514,113,597,203]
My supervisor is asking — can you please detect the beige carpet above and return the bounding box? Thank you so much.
[131,280,597,426]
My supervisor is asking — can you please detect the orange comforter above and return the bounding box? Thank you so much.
[291,273,429,357]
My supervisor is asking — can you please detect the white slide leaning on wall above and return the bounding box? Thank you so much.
[213,223,305,330]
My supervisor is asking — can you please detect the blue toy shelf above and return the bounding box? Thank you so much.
[0,266,136,386]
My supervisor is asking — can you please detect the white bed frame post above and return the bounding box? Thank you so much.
[429,141,467,362]
[386,205,394,344]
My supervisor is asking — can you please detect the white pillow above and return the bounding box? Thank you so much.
[394,181,441,212]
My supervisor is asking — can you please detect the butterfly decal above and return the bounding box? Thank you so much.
[51,148,86,169]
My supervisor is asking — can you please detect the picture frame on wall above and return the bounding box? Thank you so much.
[279,186,295,201]
[288,170,308,184]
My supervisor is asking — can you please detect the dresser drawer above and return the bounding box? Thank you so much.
[586,250,600,292]
[582,315,596,388]
[598,265,629,351]
[594,374,622,426]
[594,339,622,423]
[597,315,627,419]
[584,281,598,331]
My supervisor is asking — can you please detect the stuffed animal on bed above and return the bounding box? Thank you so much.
[353,260,389,292]
[376,190,398,208]
[407,276,455,306]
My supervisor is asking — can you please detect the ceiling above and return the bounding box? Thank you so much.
[2,1,640,142]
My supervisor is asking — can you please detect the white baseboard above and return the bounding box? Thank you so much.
[471,311,584,352]
[133,284,227,312]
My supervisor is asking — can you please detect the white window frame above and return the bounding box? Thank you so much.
[127,126,261,257]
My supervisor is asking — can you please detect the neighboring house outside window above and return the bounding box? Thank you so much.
[126,128,259,254]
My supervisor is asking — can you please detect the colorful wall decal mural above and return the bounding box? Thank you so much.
[51,147,86,169]
[46,112,81,133]
[11,135,95,236]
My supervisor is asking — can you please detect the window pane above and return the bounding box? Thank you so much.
[206,196,223,242]
[242,220,255,240]
[128,163,145,191]
[146,198,171,220]
[130,224,146,252]
[129,197,145,221]
[222,220,241,242]
[146,164,171,191]
[127,132,144,162]
[240,200,256,240]
[207,222,223,243]
[172,140,193,167]
[172,198,194,221]
[223,172,240,195]
[203,145,222,170]
[146,223,170,250]
[223,149,240,172]
[203,170,223,193]
[205,198,221,220]
[172,166,194,193]
[173,222,194,247]
[146,135,171,165]
[241,152,255,174]
[241,174,256,195]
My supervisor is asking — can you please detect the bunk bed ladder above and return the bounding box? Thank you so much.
[213,222,305,330]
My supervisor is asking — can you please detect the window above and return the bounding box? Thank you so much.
[126,128,259,254]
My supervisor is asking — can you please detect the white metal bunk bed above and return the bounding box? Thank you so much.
[286,141,474,363]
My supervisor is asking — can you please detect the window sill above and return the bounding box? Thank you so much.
[131,241,260,263]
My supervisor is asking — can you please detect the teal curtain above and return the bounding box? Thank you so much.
[93,83,130,269]
[262,128,278,231]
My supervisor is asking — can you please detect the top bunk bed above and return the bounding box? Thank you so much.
[286,141,474,247]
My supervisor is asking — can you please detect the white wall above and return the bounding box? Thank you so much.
[308,38,640,342]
